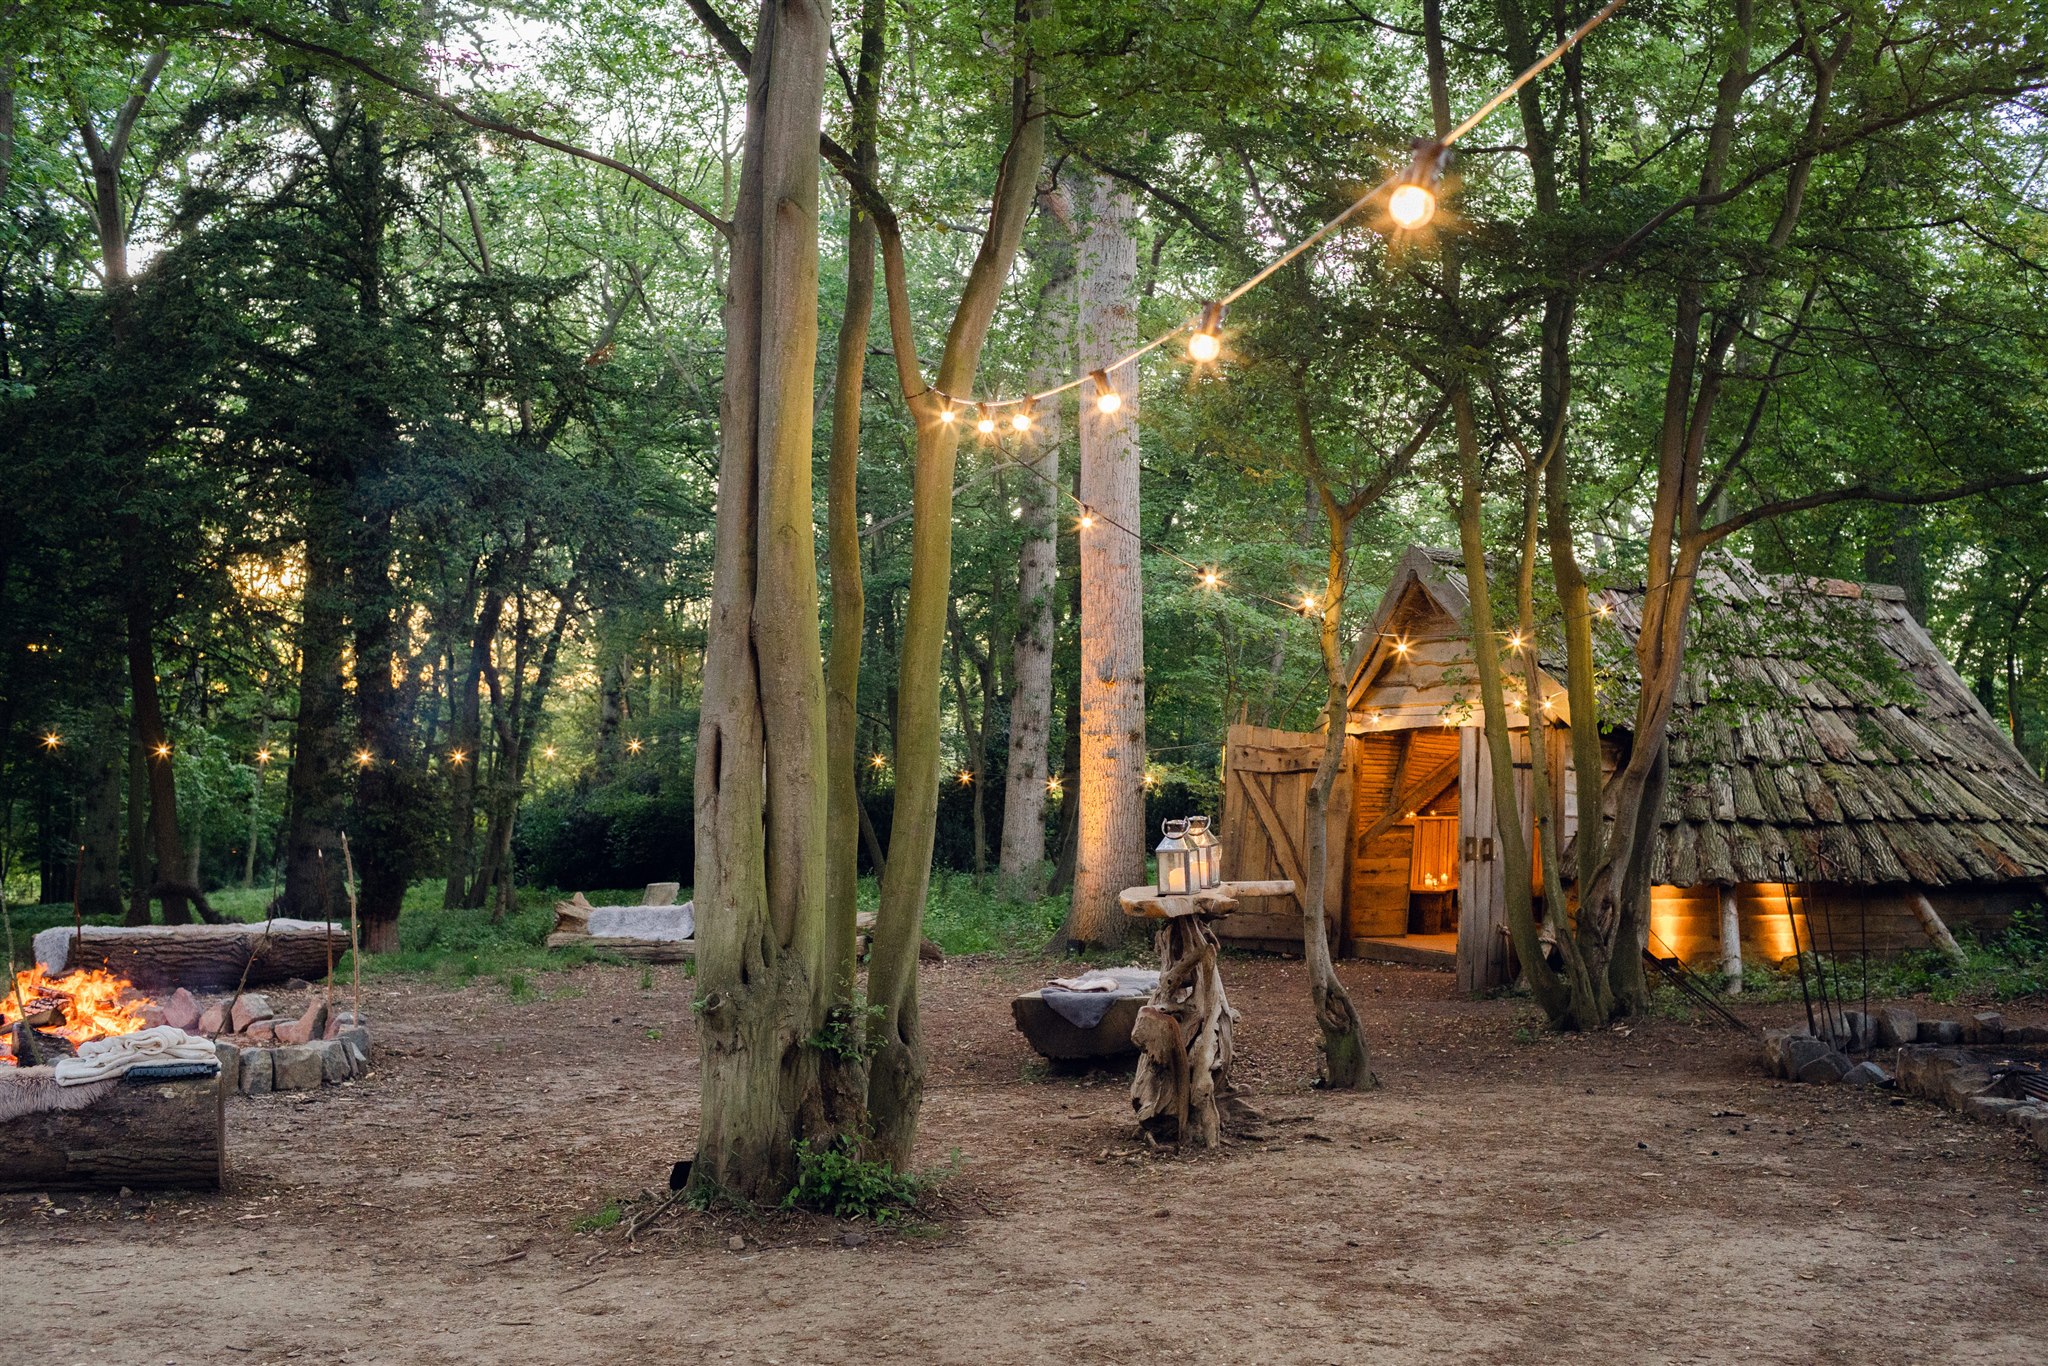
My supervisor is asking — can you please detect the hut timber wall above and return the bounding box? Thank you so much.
[1217,725,1357,954]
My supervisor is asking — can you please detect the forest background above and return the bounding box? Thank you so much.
[4,0,2047,968]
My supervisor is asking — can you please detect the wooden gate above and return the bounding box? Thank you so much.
[1218,724,1357,955]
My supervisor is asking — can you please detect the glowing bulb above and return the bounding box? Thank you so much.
[1199,569,1221,590]
[153,742,172,759]
[1142,771,1158,789]
[627,738,644,754]
[1596,600,1613,617]
[355,749,374,767]
[543,745,558,760]
[1010,410,1032,433]
[256,748,272,764]
[1046,777,1063,796]
[959,770,974,786]
[1301,593,1319,612]
[1507,632,1526,652]
[871,754,888,769]
[1389,183,1436,229]
[449,749,466,765]
[41,732,60,750]
[1091,369,1122,414]
[976,404,996,436]
[1393,636,1411,655]
[1188,301,1223,361]
[1366,710,1382,727]
[1078,511,1096,530]
[937,403,956,424]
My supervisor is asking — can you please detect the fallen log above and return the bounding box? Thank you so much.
[545,932,697,964]
[35,921,351,992]
[0,1067,225,1191]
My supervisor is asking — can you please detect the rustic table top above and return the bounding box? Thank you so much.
[1117,880,1295,920]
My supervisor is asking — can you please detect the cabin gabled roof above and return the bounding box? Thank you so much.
[1344,547,2048,889]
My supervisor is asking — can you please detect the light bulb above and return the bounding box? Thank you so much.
[959,770,974,785]
[1078,511,1096,529]
[1187,330,1221,362]
[1011,410,1032,432]
[871,754,887,769]
[154,742,172,759]
[937,405,956,424]
[355,749,373,767]
[1090,369,1122,414]
[1393,636,1411,655]
[1199,569,1221,590]
[976,403,995,435]
[543,745,558,759]
[41,732,61,750]
[1301,593,1319,612]
[1389,183,1435,229]
[1507,632,1526,652]
[256,748,272,763]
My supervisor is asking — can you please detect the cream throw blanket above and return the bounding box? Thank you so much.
[53,1026,220,1087]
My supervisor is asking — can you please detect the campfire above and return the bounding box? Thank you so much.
[2,965,156,1065]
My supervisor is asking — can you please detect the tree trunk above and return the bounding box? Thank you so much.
[76,676,125,919]
[123,540,188,927]
[866,1,1049,1167]
[124,717,148,925]
[445,584,504,908]
[998,187,1074,901]
[1302,499,1372,1088]
[282,481,349,922]
[689,0,833,1204]
[1064,172,1144,950]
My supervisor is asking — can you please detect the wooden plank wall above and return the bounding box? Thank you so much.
[1649,882,2032,967]
[1455,729,1542,992]
[1218,724,1358,952]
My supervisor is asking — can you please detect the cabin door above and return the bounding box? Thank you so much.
[1219,724,1357,953]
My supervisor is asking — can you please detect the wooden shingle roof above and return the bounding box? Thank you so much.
[1353,548,2048,888]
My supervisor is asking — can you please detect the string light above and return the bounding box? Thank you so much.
[1090,370,1121,415]
[976,403,996,436]
[1596,600,1614,618]
[1046,776,1063,797]
[871,753,888,769]
[355,749,374,768]
[1199,568,1222,590]
[1010,408,1032,433]
[1393,636,1412,656]
[153,742,172,760]
[1142,770,1159,789]
[449,749,467,765]
[958,769,974,786]
[1506,631,1526,652]
[256,748,272,764]
[1366,709,1383,727]
[543,745,559,760]
[41,732,61,751]
[1391,139,1453,230]
[1300,592,1320,614]
[1187,302,1223,362]
[1077,509,1096,530]
[936,397,956,424]
[627,737,644,754]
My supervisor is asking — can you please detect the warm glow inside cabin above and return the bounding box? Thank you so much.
[1215,547,2048,992]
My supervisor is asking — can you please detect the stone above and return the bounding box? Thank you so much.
[1969,1012,2005,1044]
[238,1046,273,1095]
[214,1040,239,1080]
[274,1000,328,1047]
[841,1230,868,1248]
[1917,1018,1964,1046]
[197,1004,227,1036]
[1795,1048,1852,1085]
[323,1010,367,1041]
[342,1037,371,1079]
[1894,1047,1944,1101]
[230,994,275,1034]
[1841,1011,1871,1052]
[338,1026,371,1075]
[1940,1063,1998,1112]
[1876,1006,1918,1049]
[313,1038,350,1085]
[1761,1029,1795,1077]
[726,1235,746,1252]
[2007,1024,2048,1045]
[1782,1036,1833,1081]
[270,1044,324,1091]
[1965,1095,2025,1122]
[162,988,202,1032]
[1842,1060,1893,1087]
[243,1019,276,1044]
[137,1004,168,1028]
[2011,1105,2048,1147]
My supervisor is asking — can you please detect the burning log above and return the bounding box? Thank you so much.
[34,920,350,992]
[0,1067,225,1191]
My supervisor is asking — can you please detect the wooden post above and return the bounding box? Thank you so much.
[1908,890,1967,966]
[1719,885,1743,993]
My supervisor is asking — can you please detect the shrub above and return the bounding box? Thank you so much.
[784,1138,935,1222]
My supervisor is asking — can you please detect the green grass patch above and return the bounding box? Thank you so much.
[784,1137,957,1223]
[1733,907,2048,1007]
[862,870,1068,957]
[573,1199,625,1233]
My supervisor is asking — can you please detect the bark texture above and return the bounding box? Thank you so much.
[1065,173,1145,950]
[689,0,833,1203]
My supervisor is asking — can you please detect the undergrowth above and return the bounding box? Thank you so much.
[784,1138,959,1223]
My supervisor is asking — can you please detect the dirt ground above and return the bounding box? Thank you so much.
[9,952,2047,1366]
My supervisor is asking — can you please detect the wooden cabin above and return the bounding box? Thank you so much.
[1217,547,2048,992]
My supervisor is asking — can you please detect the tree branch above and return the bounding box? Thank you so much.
[1705,468,2048,543]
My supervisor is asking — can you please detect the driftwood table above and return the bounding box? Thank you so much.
[1117,880,1292,1146]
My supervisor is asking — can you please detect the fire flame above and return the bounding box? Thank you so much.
[1,965,157,1066]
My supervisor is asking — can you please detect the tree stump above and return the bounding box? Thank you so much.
[1119,882,1288,1145]
[0,1068,225,1191]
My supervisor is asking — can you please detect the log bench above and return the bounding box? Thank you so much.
[34,920,351,992]
[0,1065,226,1191]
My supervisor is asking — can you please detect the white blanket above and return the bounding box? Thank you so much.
[53,1026,221,1087]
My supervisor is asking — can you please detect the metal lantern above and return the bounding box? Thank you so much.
[1156,819,1197,896]
[1185,815,1222,889]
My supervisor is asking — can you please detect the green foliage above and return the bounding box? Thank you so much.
[783,1137,950,1223]
[1739,908,2048,1007]
[809,997,887,1062]
[876,871,1069,957]
[573,1199,624,1233]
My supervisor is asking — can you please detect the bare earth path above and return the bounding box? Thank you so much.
[9,956,2046,1365]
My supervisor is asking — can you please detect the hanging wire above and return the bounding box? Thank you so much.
[934,0,1629,413]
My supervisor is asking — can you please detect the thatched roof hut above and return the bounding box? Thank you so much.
[1216,546,2048,990]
